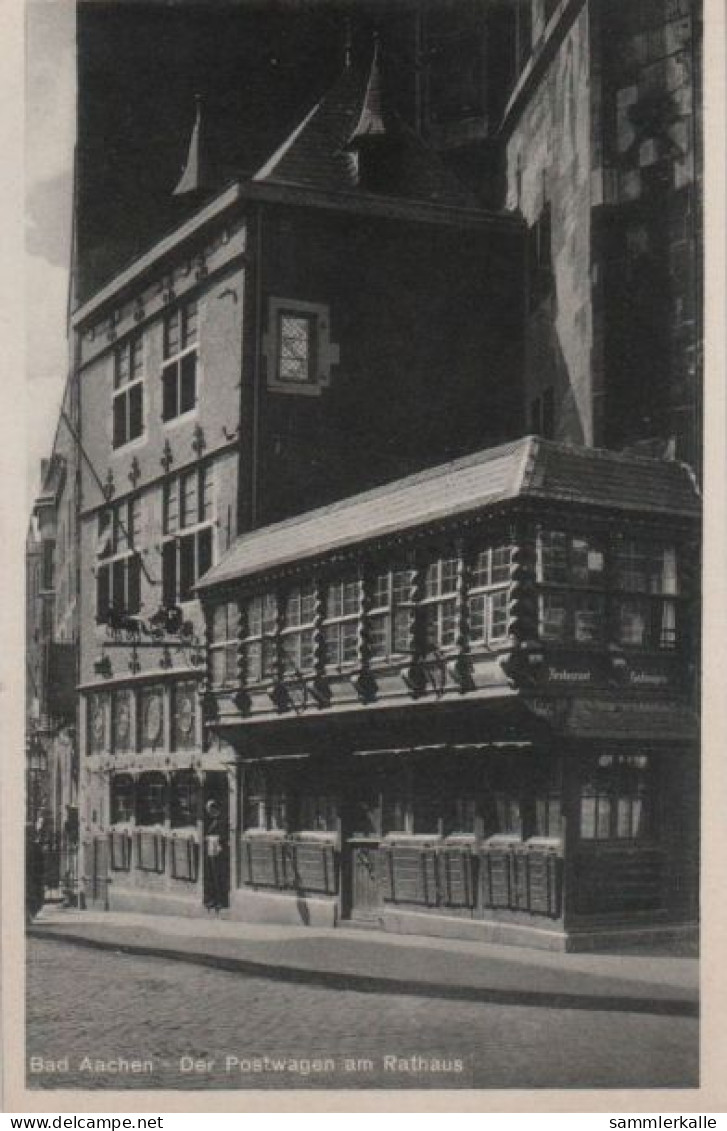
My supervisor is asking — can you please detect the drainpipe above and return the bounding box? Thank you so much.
[251,203,264,529]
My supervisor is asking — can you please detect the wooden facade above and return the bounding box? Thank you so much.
[192,438,699,950]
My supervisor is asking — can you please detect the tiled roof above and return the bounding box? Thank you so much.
[198,438,700,592]
[253,54,475,208]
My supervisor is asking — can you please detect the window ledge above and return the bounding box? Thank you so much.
[112,433,147,456]
[161,408,198,429]
[383,834,441,844]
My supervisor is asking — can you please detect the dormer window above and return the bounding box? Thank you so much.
[113,333,144,448]
[162,298,198,421]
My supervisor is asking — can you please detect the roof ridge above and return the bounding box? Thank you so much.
[253,97,324,183]
[225,437,531,545]
[535,436,689,469]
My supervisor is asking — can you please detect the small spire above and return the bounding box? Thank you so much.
[345,33,388,149]
[343,17,353,69]
[173,94,211,197]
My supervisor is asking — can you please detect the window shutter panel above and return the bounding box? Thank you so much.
[127,554,141,615]
[96,564,110,622]
[113,395,127,447]
[129,383,144,440]
[111,558,125,611]
[179,533,195,601]
[162,540,177,606]
[162,364,178,421]
[180,353,197,413]
[198,526,213,580]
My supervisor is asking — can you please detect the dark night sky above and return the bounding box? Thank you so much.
[76,1,417,300]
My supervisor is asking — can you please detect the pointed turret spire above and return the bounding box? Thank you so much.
[343,17,353,69]
[345,34,388,148]
[173,95,212,197]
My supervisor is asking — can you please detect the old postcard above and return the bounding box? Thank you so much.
[4,0,727,1114]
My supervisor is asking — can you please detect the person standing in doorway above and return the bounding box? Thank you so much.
[204,798,225,912]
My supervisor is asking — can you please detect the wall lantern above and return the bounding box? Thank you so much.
[93,654,113,678]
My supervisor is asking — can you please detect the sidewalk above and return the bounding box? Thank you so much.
[27,904,699,1018]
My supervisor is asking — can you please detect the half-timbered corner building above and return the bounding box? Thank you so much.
[196,437,699,951]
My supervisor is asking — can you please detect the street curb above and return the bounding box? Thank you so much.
[28,926,699,1018]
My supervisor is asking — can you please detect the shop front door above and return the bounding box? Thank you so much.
[83,835,109,910]
[203,772,230,911]
[347,837,384,922]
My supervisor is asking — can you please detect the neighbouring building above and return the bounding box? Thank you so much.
[498,0,702,470]
[26,372,80,898]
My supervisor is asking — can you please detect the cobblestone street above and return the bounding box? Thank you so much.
[27,938,698,1091]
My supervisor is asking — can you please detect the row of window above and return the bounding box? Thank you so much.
[111,296,329,451]
[95,465,215,618]
[238,753,653,842]
[208,535,682,687]
[209,548,512,687]
[538,534,679,651]
[109,753,652,843]
[112,298,199,449]
[111,771,200,828]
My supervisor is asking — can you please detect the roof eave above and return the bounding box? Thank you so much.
[71,181,246,329]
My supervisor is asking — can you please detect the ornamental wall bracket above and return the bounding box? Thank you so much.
[191,424,206,459]
[102,468,115,501]
[448,653,475,694]
[128,456,141,487]
[499,640,546,688]
[160,439,174,474]
[98,604,207,669]
[350,670,377,704]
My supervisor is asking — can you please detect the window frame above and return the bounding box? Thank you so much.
[95,499,142,621]
[113,332,145,449]
[323,575,360,672]
[243,766,289,833]
[161,298,199,424]
[263,297,338,398]
[110,774,136,825]
[241,592,278,686]
[537,529,608,646]
[420,554,459,655]
[209,600,239,688]
[170,769,200,829]
[536,528,680,652]
[161,465,215,605]
[579,753,655,842]
[467,544,511,650]
[277,310,317,387]
[613,540,679,652]
[136,772,167,827]
[280,582,316,677]
[368,564,415,665]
